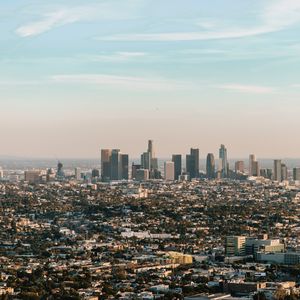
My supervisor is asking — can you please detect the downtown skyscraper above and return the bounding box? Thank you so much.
[206,153,215,179]
[186,148,199,179]
[219,144,229,178]
[172,154,182,180]
[101,149,129,181]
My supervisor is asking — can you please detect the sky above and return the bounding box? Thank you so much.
[1,0,300,159]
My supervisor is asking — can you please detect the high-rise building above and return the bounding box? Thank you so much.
[206,153,215,179]
[101,149,128,181]
[121,154,129,180]
[260,169,267,178]
[293,168,300,181]
[186,148,199,179]
[136,169,149,181]
[132,163,141,180]
[0,167,3,179]
[25,170,41,184]
[252,161,260,177]
[141,152,151,170]
[274,160,282,182]
[75,168,81,180]
[219,144,229,178]
[172,154,182,180]
[140,140,159,179]
[164,161,175,181]
[281,163,288,181]
[225,236,246,256]
[110,149,121,180]
[249,154,259,177]
[101,149,112,181]
[91,169,100,178]
[235,161,244,174]
[249,154,255,176]
[148,139,154,157]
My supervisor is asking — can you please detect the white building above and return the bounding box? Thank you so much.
[164,161,175,181]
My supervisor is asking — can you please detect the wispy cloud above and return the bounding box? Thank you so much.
[82,52,148,63]
[51,74,191,90]
[218,84,275,94]
[16,7,94,37]
[98,0,300,42]
[15,1,141,37]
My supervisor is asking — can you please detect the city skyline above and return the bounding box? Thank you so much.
[2,0,300,158]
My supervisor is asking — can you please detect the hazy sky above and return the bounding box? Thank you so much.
[1,0,300,159]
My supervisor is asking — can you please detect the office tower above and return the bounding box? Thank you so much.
[148,139,154,158]
[293,168,300,181]
[266,169,273,180]
[110,149,121,180]
[121,154,129,180]
[249,154,255,176]
[75,168,81,180]
[249,154,259,177]
[172,154,182,180]
[25,170,41,184]
[140,139,159,179]
[274,160,282,181]
[132,163,141,180]
[151,157,158,170]
[164,161,175,181]
[252,161,260,177]
[225,236,246,256]
[186,148,199,179]
[281,163,288,181]
[91,169,100,178]
[235,161,244,174]
[101,149,112,181]
[147,139,158,170]
[260,169,267,178]
[206,153,215,179]
[136,169,149,181]
[219,144,228,178]
[56,162,65,179]
[0,167,3,179]
[141,152,151,170]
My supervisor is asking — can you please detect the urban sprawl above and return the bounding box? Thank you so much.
[0,140,300,300]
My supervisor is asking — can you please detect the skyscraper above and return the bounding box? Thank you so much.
[110,149,121,180]
[274,160,282,182]
[148,140,154,160]
[172,154,182,180]
[186,148,199,179]
[293,168,300,181]
[141,152,151,170]
[235,161,244,174]
[252,161,260,177]
[164,161,175,181]
[206,153,215,179]
[132,163,141,180]
[91,169,100,178]
[281,163,288,181]
[75,167,81,180]
[121,154,129,180]
[101,148,129,181]
[101,149,112,181]
[248,154,259,177]
[249,154,255,176]
[140,140,159,179]
[219,144,228,178]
